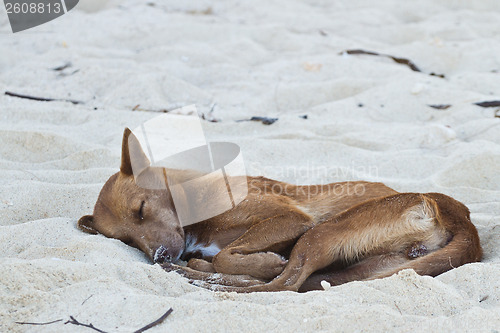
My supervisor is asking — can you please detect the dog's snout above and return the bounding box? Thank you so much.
[153,245,172,264]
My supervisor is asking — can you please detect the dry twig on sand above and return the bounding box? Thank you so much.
[341,49,446,78]
[15,308,174,333]
[134,308,174,333]
[428,104,451,110]
[15,319,63,326]
[474,100,500,108]
[236,116,278,125]
[65,316,108,333]
[4,91,82,105]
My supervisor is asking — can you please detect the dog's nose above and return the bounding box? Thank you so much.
[153,245,172,264]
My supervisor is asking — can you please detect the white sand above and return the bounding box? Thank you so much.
[1,0,499,331]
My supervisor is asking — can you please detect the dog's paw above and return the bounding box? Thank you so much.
[189,272,267,288]
[189,279,267,293]
[189,278,289,293]
[248,252,288,280]
[189,279,239,292]
[160,262,185,274]
[187,258,216,272]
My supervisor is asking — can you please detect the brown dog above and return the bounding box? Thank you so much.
[78,128,482,292]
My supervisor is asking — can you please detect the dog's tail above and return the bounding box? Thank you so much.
[373,193,482,279]
[388,231,481,279]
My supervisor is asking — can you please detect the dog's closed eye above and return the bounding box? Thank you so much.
[138,201,145,220]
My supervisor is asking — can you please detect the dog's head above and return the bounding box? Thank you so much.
[78,128,185,264]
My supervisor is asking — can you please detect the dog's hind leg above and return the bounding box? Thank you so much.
[298,253,409,292]
[256,194,448,292]
[367,230,481,281]
[299,226,481,292]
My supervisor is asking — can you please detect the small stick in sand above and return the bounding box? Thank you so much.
[199,103,220,122]
[65,316,108,333]
[63,308,173,333]
[341,49,446,78]
[81,294,94,305]
[474,100,500,108]
[394,303,403,315]
[4,91,82,105]
[133,308,174,333]
[15,319,63,326]
[236,116,278,125]
[428,104,451,110]
[15,308,173,332]
[52,62,72,71]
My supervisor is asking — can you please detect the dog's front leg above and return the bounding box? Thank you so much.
[161,262,266,288]
[212,210,314,280]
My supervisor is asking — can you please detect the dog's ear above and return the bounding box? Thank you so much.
[121,128,150,176]
[78,215,98,234]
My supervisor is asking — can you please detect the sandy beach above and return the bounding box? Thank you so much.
[1,0,499,331]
